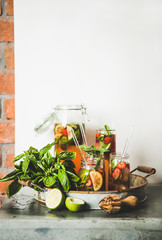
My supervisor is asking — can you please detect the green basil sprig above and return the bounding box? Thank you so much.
[0,142,79,197]
[80,145,108,157]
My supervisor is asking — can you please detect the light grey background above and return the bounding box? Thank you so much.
[15,0,162,183]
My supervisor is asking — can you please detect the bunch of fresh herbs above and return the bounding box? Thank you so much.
[0,142,79,198]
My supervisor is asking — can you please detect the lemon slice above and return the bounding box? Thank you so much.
[90,171,103,191]
[65,197,85,212]
[45,189,65,210]
[55,125,64,134]
[67,126,73,140]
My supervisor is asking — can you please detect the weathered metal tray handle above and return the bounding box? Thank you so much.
[130,166,156,178]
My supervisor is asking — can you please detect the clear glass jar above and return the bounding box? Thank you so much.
[78,155,104,191]
[34,104,88,174]
[95,128,116,190]
[96,128,116,154]
[109,153,130,191]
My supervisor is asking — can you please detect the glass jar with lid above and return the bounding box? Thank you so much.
[34,104,88,174]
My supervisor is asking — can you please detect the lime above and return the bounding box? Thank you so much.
[90,170,103,191]
[65,197,85,212]
[45,189,65,210]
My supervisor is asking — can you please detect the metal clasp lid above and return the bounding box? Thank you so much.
[34,111,55,132]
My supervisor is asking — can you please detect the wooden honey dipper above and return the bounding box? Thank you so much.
[98,195,138,213]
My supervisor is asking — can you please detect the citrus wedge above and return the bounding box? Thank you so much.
[65,197,85,212]
[67,126,73,140]
[55,125,64,134]
[45,189,65,210]
[90,170,103,191]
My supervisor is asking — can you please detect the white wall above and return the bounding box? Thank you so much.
[14,0,162,183]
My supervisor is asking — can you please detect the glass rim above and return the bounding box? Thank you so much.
[96,128,115,132]
[54,105,85,110]
[110,152,129,158]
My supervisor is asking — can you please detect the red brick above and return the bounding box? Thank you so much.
[0,2,2,16]
[6,0,14,16]
[0,73,15,94]
[0,172,12,194]
[0,121,15,144]
[0,148,1,167]
[5,44,14,69]
[4,98,15,119]
[0,19,14,41]
[4,145,15,168]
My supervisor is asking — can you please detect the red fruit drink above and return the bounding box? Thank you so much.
[109,153,130,191]
[96,128,116,191]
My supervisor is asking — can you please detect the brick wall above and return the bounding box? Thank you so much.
[0,0,15,195]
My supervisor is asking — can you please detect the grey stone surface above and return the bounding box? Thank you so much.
[0,185,162,240]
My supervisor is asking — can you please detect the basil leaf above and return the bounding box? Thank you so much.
[13,153,26,162]
[94,158,101,170]
[80,145,95,152]
[100,141,108,149]
[98,135,104,141]
[95,148,109,153]
[19,173,31,180]
[37,162,46,172]
[61,160,76,169]
[111,157,119,171]
[42,151,52,159]
[28,146,39,158]
[105,125,111,135]
[0,169,21,182]
[58,169,70,191]
[39,142,55,158]
[66,171,80,182]
[44,157,55,167]
[14,161,23,170]
[22,158,30,173]
[43,176,57,187]
[58,151,76,161]
[80,145,108,156]
[6,180,22,198]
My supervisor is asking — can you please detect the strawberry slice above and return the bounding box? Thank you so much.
[117,161,126,169]
[85,179,92,187]
[112,168,121,179]
[96,133,101,141]
[104,136,111,144]
[97,168,105,176]
[62,128,68,137]
[96,133,101,138]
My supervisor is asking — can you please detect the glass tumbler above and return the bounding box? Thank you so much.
[109,153,130,191]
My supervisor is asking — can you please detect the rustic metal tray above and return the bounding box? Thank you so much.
[34,165,156,209]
